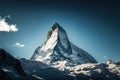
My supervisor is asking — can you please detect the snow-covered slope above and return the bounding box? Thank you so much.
[31,23,97,66]
[52,60,120,80]
[20,58,120,80]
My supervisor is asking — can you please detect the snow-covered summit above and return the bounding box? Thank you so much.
[31,23,97,66]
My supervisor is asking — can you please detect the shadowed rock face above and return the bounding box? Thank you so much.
[31,23,97,66]
[0,67,11,80]
[0,49,43,80]
[0,49,26,76]
[20,58,74,80]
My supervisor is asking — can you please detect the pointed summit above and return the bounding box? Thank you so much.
[46,22,65,41]
[50,22,62,30]
[53,22,61,28]
[52,22,66,32]
[31,23,97,66]
[53,22,59,27]
[51,22,58,31]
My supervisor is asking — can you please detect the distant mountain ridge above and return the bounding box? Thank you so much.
[31,23,97,66]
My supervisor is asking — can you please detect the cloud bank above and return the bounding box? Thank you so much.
[0,16,18,32]
[12,42,25,47]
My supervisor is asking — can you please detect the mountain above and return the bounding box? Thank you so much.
[20,58,74,80]
[22,55,120,80]
[0,48,43,80]
[0,49,119,80]
[20,58,120,80]
[0,49,25,75]
[68,60,120,80]
[31,23,97,66]
[0,22,120,80]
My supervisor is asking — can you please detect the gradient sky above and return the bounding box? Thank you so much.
[0,0,120,62]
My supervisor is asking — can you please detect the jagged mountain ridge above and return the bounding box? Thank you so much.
[31,23,97,66]
[0,48,43,80]
[0,49,26,76]
[0,49,120,80]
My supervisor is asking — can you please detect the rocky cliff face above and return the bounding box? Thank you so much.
[0,49,43,80]
[31,23,97,66]
[0,49,26,76]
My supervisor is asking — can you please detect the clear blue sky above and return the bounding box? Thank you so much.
[0,0,120,62]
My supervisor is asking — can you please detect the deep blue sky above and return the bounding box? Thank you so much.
[0,0,120,62]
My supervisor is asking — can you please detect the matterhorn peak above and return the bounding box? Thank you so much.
[31,23,97,66]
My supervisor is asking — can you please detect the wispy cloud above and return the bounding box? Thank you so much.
[12,42,25,47]
[0,15,18,32]
[5,15,11,19]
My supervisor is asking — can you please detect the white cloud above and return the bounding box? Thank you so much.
[0,16,18,32]
[12,42,25,47]
[4,15,11,19]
